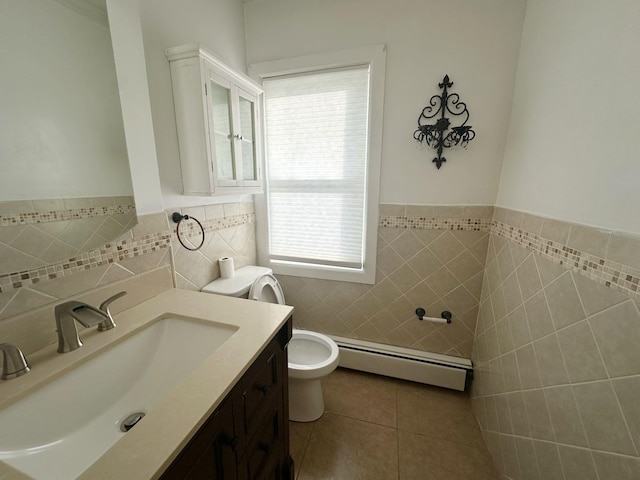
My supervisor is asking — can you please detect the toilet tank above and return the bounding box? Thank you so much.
[201,265,272,298]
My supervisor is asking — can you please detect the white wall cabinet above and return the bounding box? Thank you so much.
[166,45,263,195]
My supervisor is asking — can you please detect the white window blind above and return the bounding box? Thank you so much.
[263,66,370,269]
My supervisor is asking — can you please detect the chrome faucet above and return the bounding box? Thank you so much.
[55,291,127,353]
[0,343,30,380]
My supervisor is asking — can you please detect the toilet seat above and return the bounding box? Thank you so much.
[249,274,285,305]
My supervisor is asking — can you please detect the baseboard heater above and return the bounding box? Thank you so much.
[329,335,473,391]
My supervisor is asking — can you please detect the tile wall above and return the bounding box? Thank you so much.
[0,202,256,368]
[278,204,493,358]
[0,196,136,274]
[471,207,640,479]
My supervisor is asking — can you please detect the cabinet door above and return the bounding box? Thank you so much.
[160,397,237,480]
[235,88,260,187]
[206,70,237,186]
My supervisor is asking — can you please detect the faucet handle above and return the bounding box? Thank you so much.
[98,291,127,331]
[0,343,30,380]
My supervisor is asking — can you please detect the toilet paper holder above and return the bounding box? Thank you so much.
[415,308,452,324]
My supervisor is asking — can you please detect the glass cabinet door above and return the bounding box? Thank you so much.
[237,92,258,183]
[208,77,236,183]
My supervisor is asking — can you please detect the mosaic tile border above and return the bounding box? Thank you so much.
[0,232,171,293]
[175,213,256,238]
[0,213,256,293]
[0,204,136,226]
[493,220,640,298]
[378,216,492,231]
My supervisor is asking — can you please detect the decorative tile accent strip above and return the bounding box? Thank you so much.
[0,211,256,293]
[0,204,136,226]
[175,213,256,238]
[493,220,640,298]
[379,216,492,232]
[0,232,171,294]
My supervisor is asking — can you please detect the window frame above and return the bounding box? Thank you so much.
[250,45,386,284]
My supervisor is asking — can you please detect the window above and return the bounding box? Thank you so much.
[251,46,386,283]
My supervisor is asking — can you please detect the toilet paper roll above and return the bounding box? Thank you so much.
[219,257,235,279]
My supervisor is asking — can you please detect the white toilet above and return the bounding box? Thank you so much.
[202,266,339,422]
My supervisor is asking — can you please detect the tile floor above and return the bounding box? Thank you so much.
[290,368,498,480]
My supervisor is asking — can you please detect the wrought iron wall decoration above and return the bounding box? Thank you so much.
[414,74,475,169]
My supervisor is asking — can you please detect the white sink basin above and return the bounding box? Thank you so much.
[0,316,237,480]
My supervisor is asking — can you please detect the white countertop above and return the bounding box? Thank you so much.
[0,289,294,480]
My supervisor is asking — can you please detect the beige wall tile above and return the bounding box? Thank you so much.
[533,334,570,386]
[523,290,555,340]
[390,230,426,261]
[606,232,640,270]
[379,204,406,216]
[495,245,516,282]
[544,272,586,329]
[501,351,521,392]
[592,451,640,480]
[533,441,564,480]
[556,320,608,383]
[589,300,640,377]
[573,382,636,455]
[572,271,628,316]
[516,254,543,301]
[405,204,432,218]
[567,224,612,257]
[508,306,532,348]
[558,445,599,480]
[513,436,541,480]
[612,376,640,454]
[502,272,523,315]
[463,205,494,219]
[523,389,555,441]
[133,212,168,236]
[507,392,530,437]
[544,386,589,447]
[540,218,571,243]
[534,254,566,286]
[499,434,521,479]
[515,344,542,389]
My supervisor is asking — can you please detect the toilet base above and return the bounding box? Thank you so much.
[288,377,325,422]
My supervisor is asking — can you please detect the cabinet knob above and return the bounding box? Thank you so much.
[257,383,274,394]
[222,434,239,451]
[233,134,245,141]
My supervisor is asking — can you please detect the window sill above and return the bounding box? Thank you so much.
[269,259,375,285]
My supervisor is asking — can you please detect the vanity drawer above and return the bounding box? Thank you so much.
[237,398,284,480]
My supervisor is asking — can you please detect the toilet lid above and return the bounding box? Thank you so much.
[249,274,285,305]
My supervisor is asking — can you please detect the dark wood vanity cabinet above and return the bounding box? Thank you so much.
[160,319,293,480]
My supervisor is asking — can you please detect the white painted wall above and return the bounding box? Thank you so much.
[0,0,132,200]
[496,0,640,234]
[137,0,252,209]
[244,0,526,206]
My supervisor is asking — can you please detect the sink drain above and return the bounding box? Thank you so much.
[120,412,146,432]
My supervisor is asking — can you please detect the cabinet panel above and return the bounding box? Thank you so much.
[160,319,292,480]
[166,44,263,196]
[160,396,236,480]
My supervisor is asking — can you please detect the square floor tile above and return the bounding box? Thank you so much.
[297,412,398,480]
[324,368,398,427]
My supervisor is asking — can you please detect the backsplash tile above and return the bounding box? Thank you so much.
[0,202,256,367]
